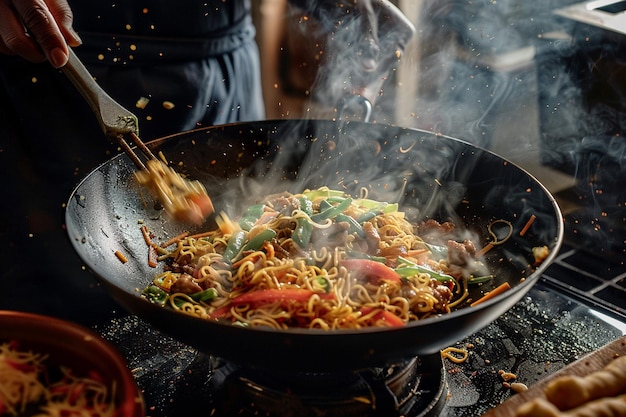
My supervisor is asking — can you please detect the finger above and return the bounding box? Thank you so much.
[12,0,69,67]
[0,0,46,62]
[0,41,16,56]
[45,0,81,46]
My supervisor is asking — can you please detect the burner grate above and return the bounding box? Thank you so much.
[541,243,626,320]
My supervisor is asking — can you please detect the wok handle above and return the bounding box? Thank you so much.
[336,95,373,123]
[61,48,139,138]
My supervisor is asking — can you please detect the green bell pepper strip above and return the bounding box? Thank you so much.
[298,196,314,216]
[353,199,399,212]
[292,218,313,248]
[238,204,267,231]
[345,251,387,263]
[335,213,365,238]
[319,199,334,211]
[356,210,379,223]
[310,198,352,223]
[303,188,345,200]
[190,287,218,302]
[242,229,277,252]
[396,256,457,285]
[326,196,349,204]
[355,203,399,223]
[223,230,246,261]
[172,288,218,308]
[142,285,168,306]
[423,242,448,259]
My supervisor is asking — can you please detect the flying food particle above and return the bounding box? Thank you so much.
[498,370,517,381]
[510,382,529,393]
[136,97,150,109]
[115,250,128,263]
[162,101,175,110]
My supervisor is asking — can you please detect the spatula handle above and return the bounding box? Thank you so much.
[61,48,139,138]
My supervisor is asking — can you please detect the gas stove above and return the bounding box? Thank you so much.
[95,241,626,417]
[90,1,626,412]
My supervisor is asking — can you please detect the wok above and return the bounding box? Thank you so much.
[65,118,563,372]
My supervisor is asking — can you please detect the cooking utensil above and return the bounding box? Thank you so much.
[62,49,214,223]
[65,118,563,372]
[61,49,155,170]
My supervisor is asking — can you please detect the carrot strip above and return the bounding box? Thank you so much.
[470,282,511,307]
[160,231,190,248]
[148,245,158,268]
[114,250,128,264]
[140,225,153,246]
[519,214,536,236]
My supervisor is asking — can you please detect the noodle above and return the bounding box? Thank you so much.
[0,341,116,417]
[141,187,488,329]
[440,346,469,363]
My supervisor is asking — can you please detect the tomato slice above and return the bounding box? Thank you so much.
[340,259,402,285]
[231,288,335,307]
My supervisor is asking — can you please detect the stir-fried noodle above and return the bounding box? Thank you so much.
[141,187,490,330]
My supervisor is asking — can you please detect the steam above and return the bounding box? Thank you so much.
[286,0,416,119]
[358,0,624,254]
[282,0,626,256]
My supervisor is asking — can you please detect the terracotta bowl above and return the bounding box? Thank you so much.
[0,310,144,416]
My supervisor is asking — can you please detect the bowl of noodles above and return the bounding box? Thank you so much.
[0,311,144,417]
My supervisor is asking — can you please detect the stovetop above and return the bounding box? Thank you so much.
[93,243,626,417]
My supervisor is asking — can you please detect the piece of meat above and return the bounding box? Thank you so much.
[418,219,456,240]
[269,195,301,216]
[362,221,381,255]
[430,280,453,311]
[447,239,476,267]
[169,273,202,294]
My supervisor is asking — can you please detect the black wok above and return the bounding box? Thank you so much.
[65,119,562,372]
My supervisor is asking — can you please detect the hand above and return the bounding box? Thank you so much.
[0,0,81,68]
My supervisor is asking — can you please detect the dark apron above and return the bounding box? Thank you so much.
[0,0,264,327]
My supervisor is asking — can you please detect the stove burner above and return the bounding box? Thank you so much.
[209,354,447,417]
[97,316,448,417]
